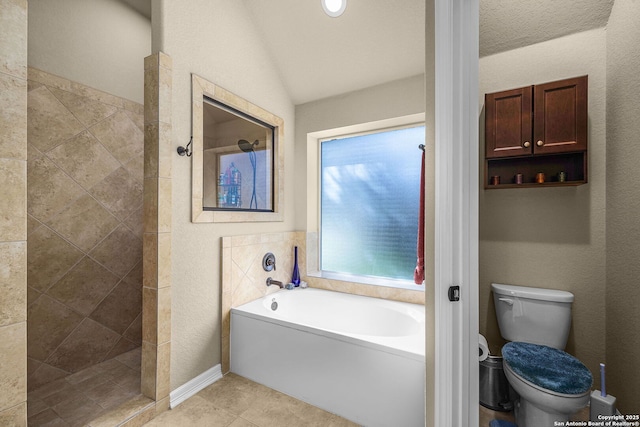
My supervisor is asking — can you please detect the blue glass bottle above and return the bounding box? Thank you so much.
[291,246,301,286]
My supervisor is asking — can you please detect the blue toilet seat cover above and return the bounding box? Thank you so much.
[502,342,593,395]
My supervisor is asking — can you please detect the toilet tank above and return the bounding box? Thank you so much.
[491,283,574,350]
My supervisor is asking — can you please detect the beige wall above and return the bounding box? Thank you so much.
[28,0,150,104]
[606,0,640,414]
[154,0,296,391]
[26,69,144,391]
[0,0,28,424]
[479,28,607,388]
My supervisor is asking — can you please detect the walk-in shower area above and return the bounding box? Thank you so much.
[26,69,144,425]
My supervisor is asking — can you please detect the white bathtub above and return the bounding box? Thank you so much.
[230,288,425,427]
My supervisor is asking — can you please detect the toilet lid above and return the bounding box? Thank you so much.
[502,342,592,395]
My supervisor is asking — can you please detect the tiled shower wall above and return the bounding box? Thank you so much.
[26,68,144,392]
[0,0,28,423]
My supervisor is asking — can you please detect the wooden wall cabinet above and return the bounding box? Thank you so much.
[484,76,588,188]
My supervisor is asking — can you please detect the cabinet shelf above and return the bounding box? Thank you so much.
[487,181,585,189]
[485,151,587,189]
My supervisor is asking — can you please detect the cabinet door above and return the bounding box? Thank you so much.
[533,76,587,154]
[485,86,533,158]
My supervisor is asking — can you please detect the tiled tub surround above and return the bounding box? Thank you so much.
[220,231,424,373]
[26,68,144,392]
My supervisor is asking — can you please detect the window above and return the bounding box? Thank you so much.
[320,125,425,289]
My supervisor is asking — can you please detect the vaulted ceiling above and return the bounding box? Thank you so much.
[121,0,614,104]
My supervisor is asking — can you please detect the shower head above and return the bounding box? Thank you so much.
[238,139,259,153]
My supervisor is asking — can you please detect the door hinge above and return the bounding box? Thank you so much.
[448,285,460,302]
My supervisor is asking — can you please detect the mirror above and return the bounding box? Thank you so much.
[191,74,284,223]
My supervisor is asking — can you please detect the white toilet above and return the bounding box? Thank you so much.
[492,283,593,427]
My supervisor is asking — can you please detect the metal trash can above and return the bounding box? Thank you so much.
[479,355,514,411]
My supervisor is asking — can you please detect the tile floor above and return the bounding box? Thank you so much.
[143,373,359,427]
[146,373,591,427]
[27,347,142,427]
[26,353,593,427]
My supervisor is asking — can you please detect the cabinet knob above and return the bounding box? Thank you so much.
[537,140,544,147]
[523,141,531,148]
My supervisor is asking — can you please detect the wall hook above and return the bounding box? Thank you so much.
[177,136,192,157]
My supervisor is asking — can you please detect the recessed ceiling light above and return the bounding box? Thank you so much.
[321,0,347,17]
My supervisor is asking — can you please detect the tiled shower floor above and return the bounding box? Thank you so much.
[27,347,141,426]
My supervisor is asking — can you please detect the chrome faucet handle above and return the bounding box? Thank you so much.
[262,253,276,271]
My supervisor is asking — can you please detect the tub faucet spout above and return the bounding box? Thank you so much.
[266,277,283,288]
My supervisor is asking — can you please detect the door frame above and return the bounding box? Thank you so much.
[432,0,479,425]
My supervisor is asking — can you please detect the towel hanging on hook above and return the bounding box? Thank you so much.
[414,146,425,285]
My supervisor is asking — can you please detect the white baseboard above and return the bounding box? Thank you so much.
[169,364,223,409]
